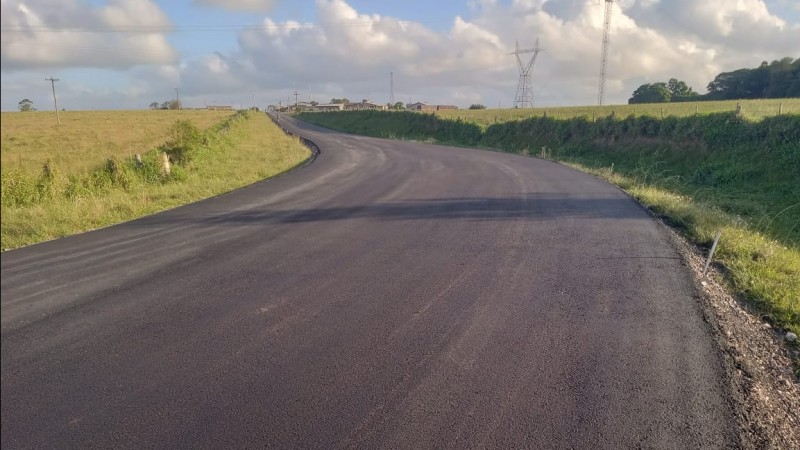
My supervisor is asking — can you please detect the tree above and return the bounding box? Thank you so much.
[628,83,671,104]
[707,68,751,99]
[149,101,160,110]
[667,78,697,97]
[393,102,405,110]
[160,99,181,110]
[330,98,350,104]
[18,99,34,112]
[468,104,487,110]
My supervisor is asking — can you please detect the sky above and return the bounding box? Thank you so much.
[1,0,798,111]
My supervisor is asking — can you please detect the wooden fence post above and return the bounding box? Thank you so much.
[161,152,171,175]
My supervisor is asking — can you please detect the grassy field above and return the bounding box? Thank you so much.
[1,110,234,174]
[297,107,800,336]
[436,98,800,127]
[1,111,310,249]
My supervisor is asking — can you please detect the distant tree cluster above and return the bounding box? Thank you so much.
[150,100,181,110]
[468,104,487,110]
[18,99,35,111]
[707,57,800,99]
[329,98,350,104]
[629,57,800,104]
[629,78,699,104]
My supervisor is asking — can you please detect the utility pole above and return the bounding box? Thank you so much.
[175,88,181,110]
[509,38,543,108]
[598,0,614,106]
[389,72,395,106]
[293,91,299,111]
[45,77,60,125]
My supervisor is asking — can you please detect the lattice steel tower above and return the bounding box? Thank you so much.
[510,38,542,109]
[597,0,613,106]
[389,72,395,106]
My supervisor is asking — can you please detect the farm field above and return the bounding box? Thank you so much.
[1,111,310,249]
[1,110,235,174]
[436,98,800,126]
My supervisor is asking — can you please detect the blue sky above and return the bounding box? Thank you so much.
[1,0,798,111]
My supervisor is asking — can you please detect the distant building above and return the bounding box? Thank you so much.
[314,103,345,112]
[345,99,388,111]
[407,102,433,111]
[207,105,234,111]
[406,102,458,111]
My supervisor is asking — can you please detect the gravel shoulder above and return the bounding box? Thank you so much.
[650,208,799,449]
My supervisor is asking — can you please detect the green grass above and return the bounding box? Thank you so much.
[297,107,800,335]
[1,111,310,249]
[436,98,800,127]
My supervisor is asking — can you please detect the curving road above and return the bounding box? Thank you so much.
[1,114,739,448]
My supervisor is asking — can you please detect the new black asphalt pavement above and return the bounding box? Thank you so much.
[1,115,739,448]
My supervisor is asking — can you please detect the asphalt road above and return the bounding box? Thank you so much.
[1,115,739,448]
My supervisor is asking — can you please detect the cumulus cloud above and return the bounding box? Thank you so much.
[193,0,794,106]
[1,0,177,70]
[194,0,278,12]
[2,0,796,110]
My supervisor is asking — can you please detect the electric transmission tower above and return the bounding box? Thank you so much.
[389,72,395,106]
[597,0,613,106]
[510,38,542,109]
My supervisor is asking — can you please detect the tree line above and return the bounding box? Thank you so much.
[150,100,181,110]
[630,57,799,104]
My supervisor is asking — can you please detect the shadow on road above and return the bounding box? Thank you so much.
[135,194,647,228]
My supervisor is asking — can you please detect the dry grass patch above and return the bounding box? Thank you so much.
[1,112,310,249]
[1,110,234,174]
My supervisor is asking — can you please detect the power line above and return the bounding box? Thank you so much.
[45,77,60,125]
[389,72,395,106]
[0,18,435,34]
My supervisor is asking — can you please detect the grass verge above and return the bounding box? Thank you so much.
[297,110,800,335]
[1,111,310,249]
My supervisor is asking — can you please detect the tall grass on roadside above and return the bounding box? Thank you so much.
[1,111,311,249]
[297,109,800,335]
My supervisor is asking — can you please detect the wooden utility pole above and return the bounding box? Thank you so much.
[175,88,180,110]
[45,77,60,125]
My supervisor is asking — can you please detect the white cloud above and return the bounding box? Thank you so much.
[2,0,797,110]
[1,0,177,70]
[194,0,278,13]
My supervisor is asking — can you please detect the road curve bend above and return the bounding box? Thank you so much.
[1,114,739,448]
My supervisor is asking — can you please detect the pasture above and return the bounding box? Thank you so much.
[1,111,310,249]
[436,98,800,127]
[1,109,235,174]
